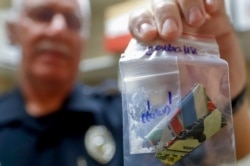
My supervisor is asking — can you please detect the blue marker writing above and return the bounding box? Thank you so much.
[142,91,173,123]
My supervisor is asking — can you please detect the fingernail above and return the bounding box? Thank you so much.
[162,19,178,35]
[188,7,205,25]
[139,23,155,37]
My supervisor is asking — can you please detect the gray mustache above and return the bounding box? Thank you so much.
[35,40,71,56]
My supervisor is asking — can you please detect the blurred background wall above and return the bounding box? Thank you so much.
[0,0,250,95]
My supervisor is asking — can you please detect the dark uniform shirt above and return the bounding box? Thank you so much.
[0,84,123,166]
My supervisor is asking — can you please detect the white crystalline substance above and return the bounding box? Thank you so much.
[129,130,155,154]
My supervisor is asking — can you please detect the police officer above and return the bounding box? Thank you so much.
[0,0,122,165]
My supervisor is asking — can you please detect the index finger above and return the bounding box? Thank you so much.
[129,8,158,42]
[152,0,183,41]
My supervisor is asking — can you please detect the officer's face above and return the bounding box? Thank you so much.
[15,0,85,84]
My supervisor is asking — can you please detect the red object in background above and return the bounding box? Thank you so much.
[104,33,132,54]
[104,0,151,54]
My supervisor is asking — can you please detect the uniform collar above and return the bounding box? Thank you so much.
[0,84,102,125]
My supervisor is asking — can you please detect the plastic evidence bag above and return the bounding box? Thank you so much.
[119,35,236,166]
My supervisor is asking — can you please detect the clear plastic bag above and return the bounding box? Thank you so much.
[119,35,236,166]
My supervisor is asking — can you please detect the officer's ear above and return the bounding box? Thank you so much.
[6,20,19,45]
